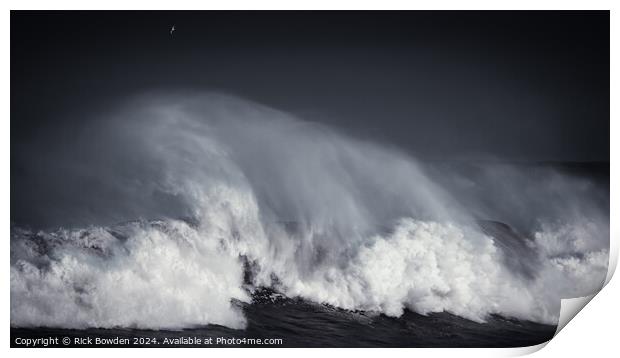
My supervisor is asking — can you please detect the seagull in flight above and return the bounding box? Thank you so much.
[170,25,176,36]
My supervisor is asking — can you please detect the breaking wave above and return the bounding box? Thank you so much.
[10,93,609,329]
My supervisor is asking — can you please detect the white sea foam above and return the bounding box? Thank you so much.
[10,93,609,329]
[11,221,249,329]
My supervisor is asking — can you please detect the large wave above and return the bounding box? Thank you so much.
[10,93,609,329]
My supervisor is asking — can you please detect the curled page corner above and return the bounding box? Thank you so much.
[604,232,618,286]
[503,296,596,356]
[551,246,615,338]
[505,341,550,356]
[525,234,617,352]
[515,294,597,355]
[553,294,597,336]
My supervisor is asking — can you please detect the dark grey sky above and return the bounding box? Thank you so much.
[10,11,610,229]
[11,10,609,162]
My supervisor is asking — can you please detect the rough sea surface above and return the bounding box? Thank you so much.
[11,288,556,347]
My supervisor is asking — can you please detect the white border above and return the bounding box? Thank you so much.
[3,2,617,357]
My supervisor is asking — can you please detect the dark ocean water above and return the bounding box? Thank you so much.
[11,289,556,348]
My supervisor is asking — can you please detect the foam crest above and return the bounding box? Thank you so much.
[11,220,249,329]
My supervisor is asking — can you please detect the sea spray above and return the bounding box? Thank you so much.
[10,93,609,329]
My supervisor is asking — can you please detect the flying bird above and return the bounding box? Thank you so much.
[170,25,176,35]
